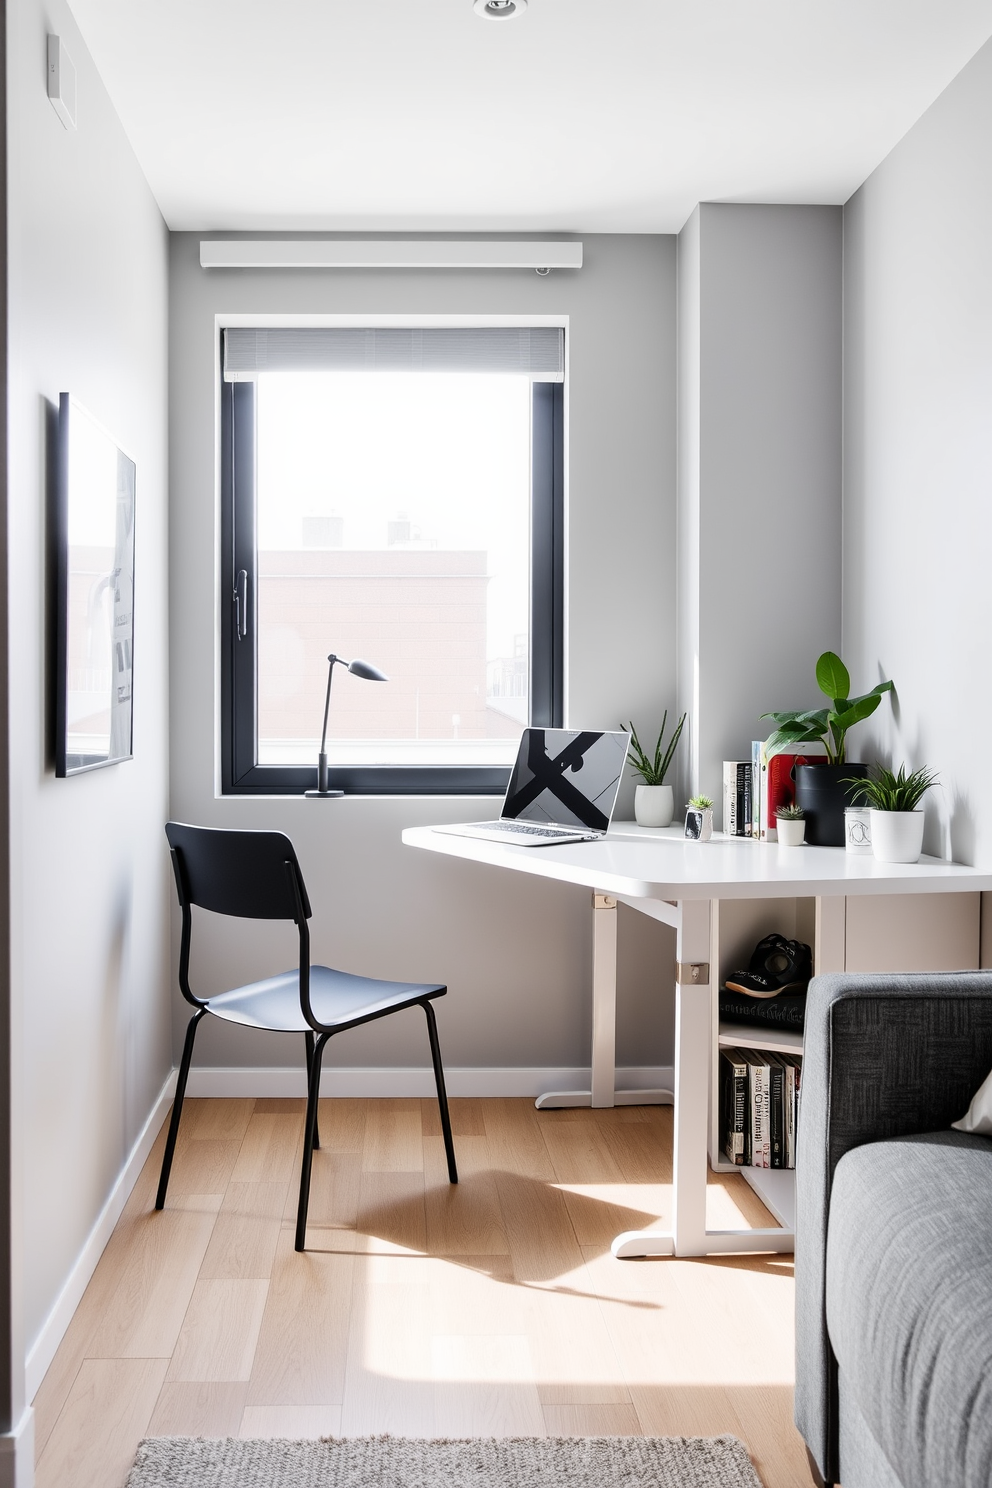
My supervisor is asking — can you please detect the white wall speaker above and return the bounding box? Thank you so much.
[47,35,77,130]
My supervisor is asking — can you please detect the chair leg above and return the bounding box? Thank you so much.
[296,1031,331,1251]
[304,1031,321,1150]
[423,1000,457,1184]
[156,1006,207,1210]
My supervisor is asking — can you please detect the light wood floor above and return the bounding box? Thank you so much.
[33,1098,815,1488]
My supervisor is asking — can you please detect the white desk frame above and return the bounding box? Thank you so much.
[403,823,992,1260]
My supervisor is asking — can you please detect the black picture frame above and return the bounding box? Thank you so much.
[55,394,136,776]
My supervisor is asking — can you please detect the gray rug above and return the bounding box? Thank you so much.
[126,1434,763,1487]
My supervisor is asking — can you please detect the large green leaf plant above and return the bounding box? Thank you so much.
[761,651,894,765]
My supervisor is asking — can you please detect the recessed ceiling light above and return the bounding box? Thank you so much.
[474,0,528,18]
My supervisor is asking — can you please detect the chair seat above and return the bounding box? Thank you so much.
[206,965,445,1033]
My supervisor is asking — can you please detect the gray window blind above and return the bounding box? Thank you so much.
[223,326,564,382]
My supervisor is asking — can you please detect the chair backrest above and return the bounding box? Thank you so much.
[165,822,313,921]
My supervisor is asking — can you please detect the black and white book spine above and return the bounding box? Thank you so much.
[724,762,753,837]
[735,762,747,838]
[723,762,739,837]
[720,1049,748,1165]
[748,1057,770,1169]
[751,741,763,841]
[767,1055,785,1169]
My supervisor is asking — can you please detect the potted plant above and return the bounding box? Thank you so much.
[775,803,806,847]
[847,764,939,864]
[684,794,714,841]
[623,711,686,827]
[761,651,894,846]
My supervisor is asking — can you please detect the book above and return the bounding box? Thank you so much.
[723,762,739,836]
[723,762,752,837]
[746,1053,771,1168]
[718,989,807,1030]
[780,1053,803,1169]
[766,1054,785,1169]
[720,1047,749,1165]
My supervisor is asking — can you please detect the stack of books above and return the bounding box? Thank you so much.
[722,741,826,841]
[719,1047,803,1169]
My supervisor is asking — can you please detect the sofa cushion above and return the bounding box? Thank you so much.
[826,1129,992,1488]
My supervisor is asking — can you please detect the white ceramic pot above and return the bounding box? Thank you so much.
[684,807,713,842]
[869,809,926,864]
[634,783,674,827]
[776,816,806,847]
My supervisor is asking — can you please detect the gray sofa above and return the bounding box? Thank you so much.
[794,972,992,1488]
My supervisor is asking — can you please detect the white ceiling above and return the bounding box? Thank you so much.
[66,0,992,233]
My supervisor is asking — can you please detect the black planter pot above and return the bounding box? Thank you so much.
[795,762,868,847]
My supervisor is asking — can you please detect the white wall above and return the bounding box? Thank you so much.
[843,37,992,869]
[6,0,171,1403]
[168,234,678,1083]
[677,204,843,801]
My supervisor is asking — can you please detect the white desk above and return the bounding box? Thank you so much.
[403,823,992,1259]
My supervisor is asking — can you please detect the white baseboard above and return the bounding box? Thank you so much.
[24,1073,177,1405]
[185,1064,675,1100]
[0,1407,34,1488]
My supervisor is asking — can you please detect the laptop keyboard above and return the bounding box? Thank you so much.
[487,821,588,838]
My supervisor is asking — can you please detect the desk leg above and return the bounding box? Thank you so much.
[536,891,617,1109]
[536,891,676,1111]
[590,892,618,1107]
[612,898,711,1258]
[669,898,712,1254]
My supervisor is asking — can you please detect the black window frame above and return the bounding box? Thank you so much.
[220,367,564,796]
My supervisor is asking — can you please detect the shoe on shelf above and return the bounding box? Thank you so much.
[724,932,813,999]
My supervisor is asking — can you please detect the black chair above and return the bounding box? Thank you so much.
[157,822,457,1250]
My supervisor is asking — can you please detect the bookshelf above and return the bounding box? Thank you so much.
[707,894,816,1231]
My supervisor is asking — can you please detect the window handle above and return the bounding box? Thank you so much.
[234,569,248,640]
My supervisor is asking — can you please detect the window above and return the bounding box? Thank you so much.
[221,327,564,794]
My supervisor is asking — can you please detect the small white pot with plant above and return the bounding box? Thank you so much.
[624,711,686,828]
[846,764,939,864]
[776,803,806,846]
[684,795,714,842]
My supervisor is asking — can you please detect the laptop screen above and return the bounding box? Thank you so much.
[502,729,630,833]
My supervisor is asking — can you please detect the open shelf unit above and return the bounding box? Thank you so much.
[706,896,814,1236]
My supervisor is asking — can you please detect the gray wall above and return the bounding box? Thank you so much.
[7,0,171,1372]
[168,234,679,1080]
[843,36,992,869]
[677,204,843,801]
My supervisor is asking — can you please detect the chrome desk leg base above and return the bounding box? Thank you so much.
[612,1229,676,1258]
[612,1226,795,1259]
[535,1086,674,1111]
[535,1090,592,1109]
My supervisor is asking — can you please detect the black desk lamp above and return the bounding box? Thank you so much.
[305,653,388,798]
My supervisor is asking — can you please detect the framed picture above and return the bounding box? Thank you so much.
[55,394,135,775]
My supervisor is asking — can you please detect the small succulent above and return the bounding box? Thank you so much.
[776,803,805,820]
[687,794,713,810]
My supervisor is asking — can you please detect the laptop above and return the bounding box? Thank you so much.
[434,728,631,847]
